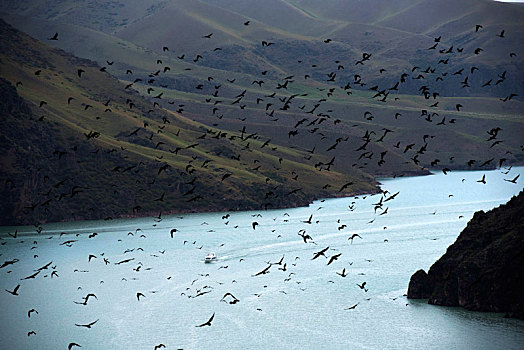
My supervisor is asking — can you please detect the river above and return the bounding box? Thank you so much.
[0,167,523,349]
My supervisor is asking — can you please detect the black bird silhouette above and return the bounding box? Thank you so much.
[48,32,58,40]
[302,214,313,224]
[327,253,341,265]
[75,319,99,328]
[196,312,215,327]
[77,69,85,78]
[253,264,271,276]
[345,303,359,310]
[339,182,353,192]
[28,308,38,317]
[504,174,519,184]
[74,293,97,305]
[336,268,348,277]
[154,344,166,350]
[312,246,329,260]
[202,33,213,38]
[221,292,240,304]
[5,284,20,295]
[477,174,486,184]
[298,231,313,243]
[348,233,362,244]
[68,343,82,350]
[356,282,367,289]
[136,292,146,301]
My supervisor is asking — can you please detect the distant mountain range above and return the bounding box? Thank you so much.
[2,0,523,96]
[0,0,522,224]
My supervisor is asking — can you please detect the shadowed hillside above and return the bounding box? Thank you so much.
[408,190,524,319]
[0,20,376,225]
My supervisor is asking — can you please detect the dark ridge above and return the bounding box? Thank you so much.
[407,190,524,319]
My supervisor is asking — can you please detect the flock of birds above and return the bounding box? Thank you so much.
[1,12,523,350]
[12,15,522,226]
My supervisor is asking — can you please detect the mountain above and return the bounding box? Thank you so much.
[1,0,522,175]
[407,190,524,319]
[3,0,523,96]
[0,19,376,225]
[0,1,523,224]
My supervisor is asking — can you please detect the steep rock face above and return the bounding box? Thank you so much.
[407,190,524,319]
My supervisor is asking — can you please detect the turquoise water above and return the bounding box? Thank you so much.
[1,167,523,349]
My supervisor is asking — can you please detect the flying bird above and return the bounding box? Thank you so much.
[196,312,215,327]
[75,319,99,328]
[336,268,348,277]
[312,246,329,260]
[348,233,362,244]
[5,284,20,296]
[327,253,342,265]
[477,174,486,184]
[345,303,359,310]
[504,174,519,184]
[28,309,38,317]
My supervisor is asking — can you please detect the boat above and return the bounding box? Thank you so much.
[204,252,217,263]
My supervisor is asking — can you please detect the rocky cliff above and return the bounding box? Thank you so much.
[407,190,524,319]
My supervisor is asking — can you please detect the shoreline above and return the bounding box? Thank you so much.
[0,187,382,234]
[0,166,512,231]
[0,168,427,231]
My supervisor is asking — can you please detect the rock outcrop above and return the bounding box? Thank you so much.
[407,190,524,319]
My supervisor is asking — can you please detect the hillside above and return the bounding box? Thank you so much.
[407,190,524,319]
[3,0,523,96]
[0,19,376,225]
[0,1,523,225]
[0,0,522,175]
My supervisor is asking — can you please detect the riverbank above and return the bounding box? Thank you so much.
[1,166,523,349]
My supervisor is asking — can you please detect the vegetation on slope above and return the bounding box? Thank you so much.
[0,20,375,225]
[0,0,523,224]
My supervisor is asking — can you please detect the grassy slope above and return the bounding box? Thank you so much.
[2,5,522,174]
[4,9,521,173]
[0,1,522,224]
[0,20,376,225]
